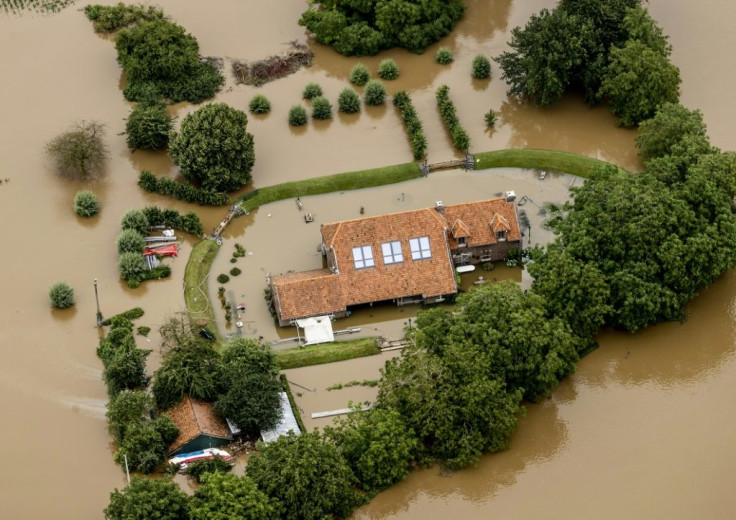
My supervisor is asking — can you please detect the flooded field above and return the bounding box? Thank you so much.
[0,0,734,518]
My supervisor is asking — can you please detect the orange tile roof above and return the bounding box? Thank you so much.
[271,269,346,321]
[271,198,520,323]
[443,198,521,249]
[166,395,231,453]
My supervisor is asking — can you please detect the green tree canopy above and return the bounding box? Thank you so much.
[104,477,189,520]
[599,39,681,127]
[214,338,282,436]
[299,0,465,56]
[324,407,417,493]
[125,101,173,150]
[635,102,712,162]
[190,473,278,520]
[114,416,178,474]
[247,431,362,520]
[169,103,255,192]
[106,389,156,442]
[115,18,223,103]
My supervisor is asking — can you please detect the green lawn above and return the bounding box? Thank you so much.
[183,238,222,342]
[238,162,422,212]
[474,148,631,178]
[275,337,381,370]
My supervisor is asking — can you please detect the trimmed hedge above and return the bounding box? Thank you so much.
[393,91,427,160]
[436,85,470,153]
[140,205,203,236]
[101,307,145,326]
[139,170,229,206]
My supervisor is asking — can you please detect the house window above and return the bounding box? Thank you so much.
[409,236,432,260]
[381,241,403,265]
[496,230,507,241]
[352,245,375,269]
[458,237,467,247]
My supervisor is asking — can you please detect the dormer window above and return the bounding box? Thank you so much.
[382,241,403,265]
[409,236,432,260]
[352,245,375,269]
[496,230,507,241]
[458,237,467,247]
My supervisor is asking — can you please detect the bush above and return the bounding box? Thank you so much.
[49,282,75,309]
[349,64,371,86]
[472,54,491,79]
[125,102,173,150]
[138,171,230,206]
[137,326,151,336]
[115,18,224,104]
[169,103,255,192]
[84,3,164,33]
[364,80,386,105]
[311,97,332,120]
[302,82,322,100]
[248,94,271,114]
[185,457,233,484]
[485,109,497,128]
[217,274,230,284]
[120,209,149,235]
[436,85,471,153]
[436,47,454,65]
[338,88,361,114]
[105,477,189,520]
[46,121,109,180]
[393,91,427,160]
[378,59,400,80]
[288,105,308,126]
[73,190,100,217]
[229,267,241,276]
[119,252,146,283]
[117,229,146,255]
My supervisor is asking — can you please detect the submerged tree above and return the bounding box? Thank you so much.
[105,477,189,520]
[46,121,109,180]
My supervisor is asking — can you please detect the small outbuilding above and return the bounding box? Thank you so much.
[167,395,232,455]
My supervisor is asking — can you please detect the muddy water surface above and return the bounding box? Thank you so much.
[0,0,735,518]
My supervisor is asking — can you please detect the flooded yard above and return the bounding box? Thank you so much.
[0,0,735,518]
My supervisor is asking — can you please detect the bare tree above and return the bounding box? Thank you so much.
[46,121,109,180]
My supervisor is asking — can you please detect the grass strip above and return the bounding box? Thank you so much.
[280,374,307,434]
[275,337,380,370]
[474,149,631,178]
[183,239,222,342]
[237,162,422,212]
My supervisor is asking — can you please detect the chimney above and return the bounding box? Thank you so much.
[435,200,445,213]
[505,190,516,203]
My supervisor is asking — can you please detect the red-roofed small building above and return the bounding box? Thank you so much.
[269,196,521,326]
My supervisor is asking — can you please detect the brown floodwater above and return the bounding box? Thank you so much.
[0,0,734,518]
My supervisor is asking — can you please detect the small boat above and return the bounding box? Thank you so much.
[456,265,475,273]
[168,448,232,470]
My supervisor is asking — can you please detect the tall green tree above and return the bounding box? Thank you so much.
[247,431,362,520]
[190,473,278,520]
[106,389,156,442]
[495,9,593,106]
[599,40,681,127]
[214,338,281,436]
[325,408,418,493]
[169,103,255,192]
[105,477,189,520]
[635,102,712,162]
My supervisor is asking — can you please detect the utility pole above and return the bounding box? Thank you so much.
[94,278,102,327]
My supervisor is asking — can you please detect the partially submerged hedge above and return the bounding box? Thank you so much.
[139,170,229,206]
[393,91,427,160]
[436,85,470,153]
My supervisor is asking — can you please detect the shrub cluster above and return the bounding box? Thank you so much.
[471,54,492,79]
[117,228,146,255]
[141,206,204,236]
[302,83,322,100]
[485,109,497,128]
[364,80,386,105]
[101,307,145,326]
[349,64,371,86]
[378,59,400,80]
[73,190,101,217]
[393,91,427,160]
[49,282,74,309]
[436,47,454,65]
[436,85,471,153]
[288,105,308,126]
[125,101,173,150]
[311,97,332,120]
[338,88,361,114]
[138,170,229,206]
[248,94,271,114]
[84,3,164,33]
